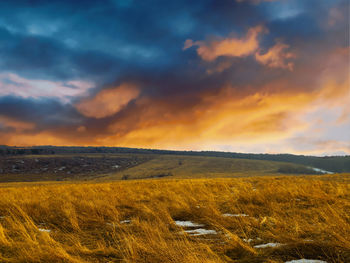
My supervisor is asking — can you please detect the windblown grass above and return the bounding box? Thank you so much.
[0,175,349,262]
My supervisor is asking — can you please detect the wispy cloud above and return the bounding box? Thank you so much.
[0,73,94,102]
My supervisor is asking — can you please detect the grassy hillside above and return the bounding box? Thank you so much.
[2,146,349,173]
[0,175,349,262]
[103,154,309,180]
[0,153,318,183]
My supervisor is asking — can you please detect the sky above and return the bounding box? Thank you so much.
[0,0,349,155]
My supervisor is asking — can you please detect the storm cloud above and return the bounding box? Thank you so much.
[0,0,349,155]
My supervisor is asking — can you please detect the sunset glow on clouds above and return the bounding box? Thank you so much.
[255,42,295,70]
[184,25,266,61]
[0,0,349,155]
[76,83,140,118]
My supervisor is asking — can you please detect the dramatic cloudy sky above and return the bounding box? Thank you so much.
[0,0,349,155]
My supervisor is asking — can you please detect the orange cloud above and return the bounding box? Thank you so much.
[76,83,140,119]
[100,87,319,149]
[77,126,87,132]
[0,116,35,131]
[185,27,296,71]
[255,42,296,70]
[0,131,75,147]
[184,25,266,61]
[102,45,349,151]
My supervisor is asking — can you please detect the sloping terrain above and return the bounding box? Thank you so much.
[102,154,321,181]
[0,153,317,182]
[2,146,349,173]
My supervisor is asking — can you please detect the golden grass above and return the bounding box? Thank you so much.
[0,175,349,262]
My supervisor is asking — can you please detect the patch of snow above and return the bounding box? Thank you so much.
[224,233,232,239]
[285,260,327,263]
[120,220,131,224]
[184,228,217,236]
[254,242,282,248]
[112,165,120,169]
[223,213,249,217]
[243,237,261,243]
[175,220,204,227]
[309,167,334,174]
[58,166,66,171]
[38,228,51,233]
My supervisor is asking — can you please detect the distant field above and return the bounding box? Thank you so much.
[103,154,300,180]
[0,175,349,262]
[3,146,349,173]
[0,153,322,182]
[0,154,153,182]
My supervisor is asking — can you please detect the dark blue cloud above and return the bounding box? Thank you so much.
[0,0,343,85]
[0,96,82,130]
[0,0,266,83]
[0,0,347,139]
[0,26,123,82]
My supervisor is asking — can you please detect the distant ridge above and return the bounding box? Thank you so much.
[1,145,349,173]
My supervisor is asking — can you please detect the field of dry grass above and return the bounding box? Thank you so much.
[0,175,349,262]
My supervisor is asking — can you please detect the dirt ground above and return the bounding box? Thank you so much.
[0,155,152,182]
